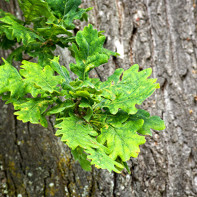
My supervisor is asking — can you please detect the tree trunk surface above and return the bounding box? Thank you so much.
[0,0,197,197]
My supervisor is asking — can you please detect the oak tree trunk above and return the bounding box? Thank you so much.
[0,0,197,196]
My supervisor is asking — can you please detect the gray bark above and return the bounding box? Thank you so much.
[0,0,197,196]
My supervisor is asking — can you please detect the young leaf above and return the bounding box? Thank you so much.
[70,24,117,80]
[20,61,64,93]
[46,0,66,18]
[106,110,129,126]
[129,109,165,136]
[0,59,26,98]
[36,23,72,37]
[0,15,43,45]
[70,79,102,96]
[18,0,55,22]
[62,0,92,29]
[97,120,146,161]
[14,98,52,127]
[46,100,75,115]
[71,146,92,171]
[55,116,100,150]
[50,56,71,84]
[99,65,160,114]
[86,148,124,173]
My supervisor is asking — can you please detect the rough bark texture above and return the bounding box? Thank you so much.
[0,0,197,196]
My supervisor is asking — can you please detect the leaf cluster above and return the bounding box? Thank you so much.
[0,0,91,65]
[0,0,165,173]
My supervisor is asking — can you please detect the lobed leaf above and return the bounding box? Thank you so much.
[46,0,66,17]
[86,148,124,173]
[99,65,160,114]
[18,0,55,22]
[36,24,72,37]
[129,109,165,136]
[0,15,43,45]
[20,61,64,94]
[106,110,129,127]
[46,0,92,29]
[14,98,52,127]
[71,146,92,171]
[55,116,100,150]
[70,24,118,80]
[50,56,71,84]
[46,100,75,115]
[97,120,146,161]
[62,0,92,29]
[0,59,26,98]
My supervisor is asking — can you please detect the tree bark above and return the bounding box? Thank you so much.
[0,0,197,197]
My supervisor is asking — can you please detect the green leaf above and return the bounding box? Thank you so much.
[46,0,66,17]
[55,116,100,150]
[70,24,118,80]
[46,0,92,29]
[0,15,43,45]
[91,113,107,125]
[0,59,26,98]
[122,161,131,174]
[86,148,124,173]
[129,109,165,136]
[50,56,71,84]
[46,100,75,115]
[71,146,91,171]
[63,0,92,29]
[97,120,146,161]
[70,79,102,96]
[69,90,91,99]
[14,98,52,127]
[19,61,64,93]
[98,68,124,100]
[37,23,72,37]
[99,65,160,114]
[68,80,101,104]
[106,110,129,127]
[18,0,55,22]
